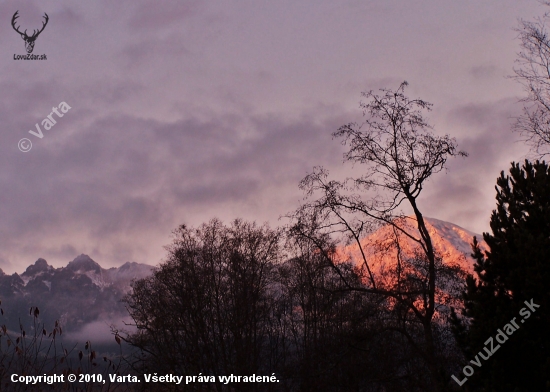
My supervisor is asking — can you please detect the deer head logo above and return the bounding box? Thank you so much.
[11,11,49,54]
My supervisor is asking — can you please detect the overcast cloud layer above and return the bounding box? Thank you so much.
[0,0,541,273]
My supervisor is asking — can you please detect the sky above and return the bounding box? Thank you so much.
[0,0,543,274]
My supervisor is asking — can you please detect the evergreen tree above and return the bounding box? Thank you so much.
[452,160,550,391]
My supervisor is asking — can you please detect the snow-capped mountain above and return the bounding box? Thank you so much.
[0,220,485,339]
[341,217,488,317]
[0,255,153,336]
[345,216,487,276]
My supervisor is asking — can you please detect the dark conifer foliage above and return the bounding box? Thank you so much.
[452,160,550,391]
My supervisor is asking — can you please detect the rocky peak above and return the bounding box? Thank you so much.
[21,258,51,277]
[66,254,102,274]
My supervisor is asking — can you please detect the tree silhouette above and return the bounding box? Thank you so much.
[288,81,467,392]
[124,219,283,392]
[452,160,550,391]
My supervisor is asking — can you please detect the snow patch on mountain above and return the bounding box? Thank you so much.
[347,216,488,276]
[424,217,487,259]
[8,255,154,295]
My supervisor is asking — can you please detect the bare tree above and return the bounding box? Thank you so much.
[124,219,283,392]
[514,3,550,156]
[278,234,383,391]
[288,81,467,392]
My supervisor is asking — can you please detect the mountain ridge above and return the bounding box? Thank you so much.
[0,219,484,340]
[0,254,154,336]
[347,216,488,276]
